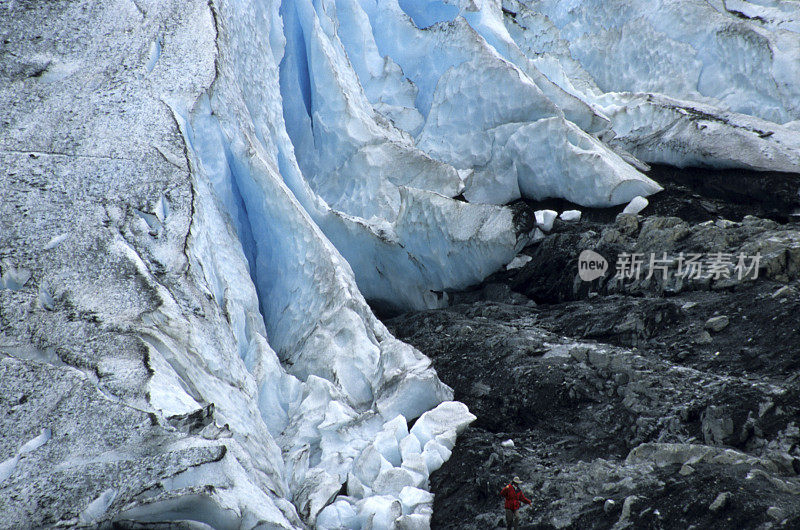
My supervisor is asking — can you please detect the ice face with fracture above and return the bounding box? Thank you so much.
[500,0,800,172]
[183,0,483,526]
[353,0,662,207]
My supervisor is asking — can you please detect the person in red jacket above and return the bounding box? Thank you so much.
[500,476,532,529]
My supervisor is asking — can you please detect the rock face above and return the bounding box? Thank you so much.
[389,292,800,528]
[512,199,800,305]
[387,176,800,529]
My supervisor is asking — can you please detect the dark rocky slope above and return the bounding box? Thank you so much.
[385,167,800,529]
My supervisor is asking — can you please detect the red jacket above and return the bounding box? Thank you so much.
[500,484,532,511]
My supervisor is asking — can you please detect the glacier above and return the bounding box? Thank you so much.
[1,0,799,528]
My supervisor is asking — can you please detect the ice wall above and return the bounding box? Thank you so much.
[501,0,800,171]
[181,0,483,526]
[178,1,800,523]
[525,0,800,125]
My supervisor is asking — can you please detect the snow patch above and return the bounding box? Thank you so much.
[622,196,650,215]
[1,263,31,291]
[80,489,118,524]
[0,456,19,483]
[44,233,69,250]
[506,255,532,270]
[535,210,558,233]
[145,40,161,73]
